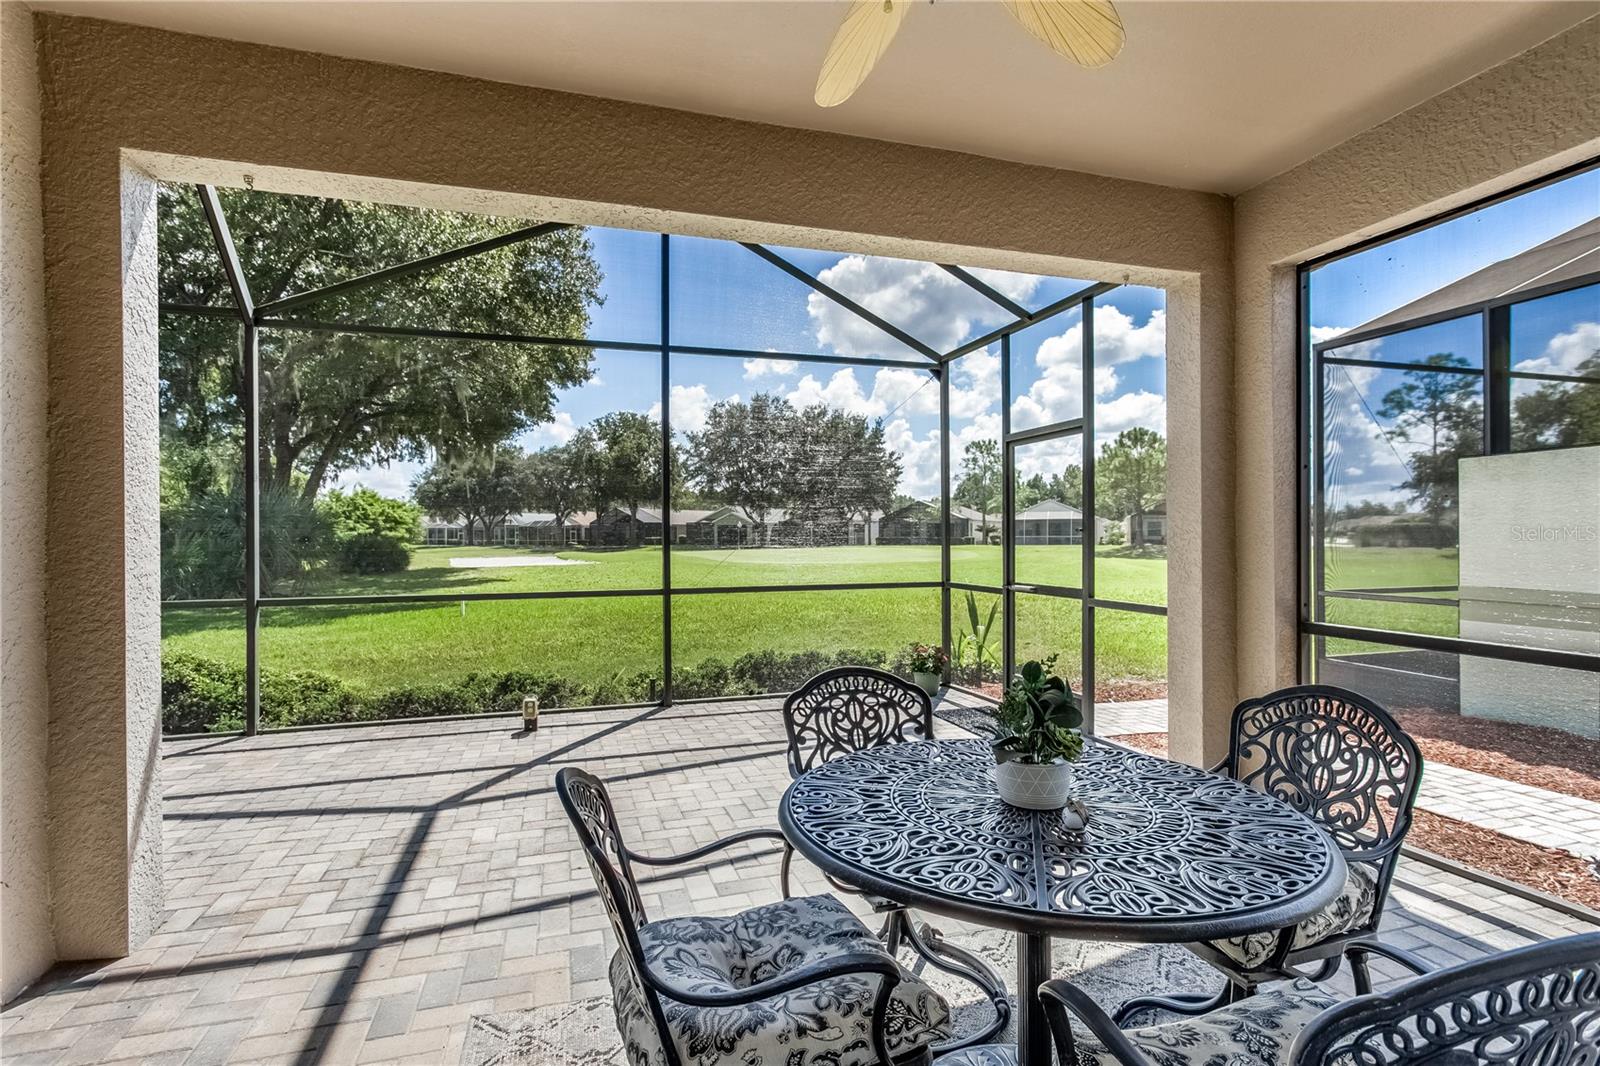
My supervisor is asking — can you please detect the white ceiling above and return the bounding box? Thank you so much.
[36,0,1599,193]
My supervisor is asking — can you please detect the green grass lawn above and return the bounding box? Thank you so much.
[163,545,1174,702]
[1319,546,1461,652]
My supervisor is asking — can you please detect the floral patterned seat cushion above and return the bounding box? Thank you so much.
[610,893,952,1066]
[1075,978,1339,1066]
[1211,862,1380,969]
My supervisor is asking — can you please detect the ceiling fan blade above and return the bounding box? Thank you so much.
[815,0,912,108]
[1002,0,1125,68]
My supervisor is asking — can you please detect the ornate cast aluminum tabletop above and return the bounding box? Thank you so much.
[778,738,1348,1066]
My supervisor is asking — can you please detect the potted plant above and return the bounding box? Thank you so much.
[907,643,947,698]
[990,658,1085,810]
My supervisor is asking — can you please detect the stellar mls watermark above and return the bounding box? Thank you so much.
[1508,524,1598,543]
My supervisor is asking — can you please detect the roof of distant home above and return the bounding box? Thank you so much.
[1337,217,1600,341]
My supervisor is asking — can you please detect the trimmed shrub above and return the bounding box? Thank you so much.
[318,488,419,575]
[337,532,413,575]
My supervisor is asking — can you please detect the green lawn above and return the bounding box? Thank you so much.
[1319,546,1461,653]
[162,545,1174,725]
[163,543,1470,716]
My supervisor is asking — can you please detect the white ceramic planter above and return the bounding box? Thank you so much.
[913,671,941,698]
[994,758,1075,810]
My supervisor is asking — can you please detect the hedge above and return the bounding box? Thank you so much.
[161,648,918,734]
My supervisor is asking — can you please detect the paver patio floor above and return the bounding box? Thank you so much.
[3,695,1595,1066]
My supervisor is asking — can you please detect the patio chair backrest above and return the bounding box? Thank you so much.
[1292,931,1600,1065]
[781,666,934,777]
[1225,684,1422,865]
[556,768,663,1029]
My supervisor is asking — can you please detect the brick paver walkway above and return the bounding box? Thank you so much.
[3,696,1594,1065]
[1094,699,1600,861]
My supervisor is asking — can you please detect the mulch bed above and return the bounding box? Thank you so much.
[1098,730,1600,912]
[1392,708,1600,804]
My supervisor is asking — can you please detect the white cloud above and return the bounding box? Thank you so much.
[743,357,799,380]
[781,366,938,419]
[1009,303,1164,431]
[808,255,1041,358]
[527,411,578,447]
[1093,306,1166,366]
[1095,391,1167,444]
[947,349,1001,420]
[1513,320,1599,376]
[649,384,726,434]
[884,418,942,498]
[1312,324,1383,361]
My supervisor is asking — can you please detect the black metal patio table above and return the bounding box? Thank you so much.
[778,737,1348,1065]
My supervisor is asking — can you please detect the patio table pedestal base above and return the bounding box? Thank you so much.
[1017,932,1054,1065]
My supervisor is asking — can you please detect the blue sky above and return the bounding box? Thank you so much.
[334,165,1594,505]
[1310,166,1598,510]
[336,230,1169,499]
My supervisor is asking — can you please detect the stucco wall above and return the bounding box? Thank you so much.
[1,0,57,1002]
[1232,16,1600,718]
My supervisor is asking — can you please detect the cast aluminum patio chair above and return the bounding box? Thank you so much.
[780,666,1012,1048]
[557,765,953,1066]
[995,931,1600,1066]
[1115,684,1423,1026]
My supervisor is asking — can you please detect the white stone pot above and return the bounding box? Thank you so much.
[913,671,941,698]
[994,758,1075,810]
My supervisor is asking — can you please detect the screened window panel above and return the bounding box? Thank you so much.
[1320,314,1483,369]
[160,313,246,601]
[161,608,246,736]
[948,348,1003,588]
[948,589,1004,692]
[259,346,662,597]
[1091,287,1168,606]
[1012,435,1085,590]
[1008,306,1084,432]
[257,598,663,727]
[1012,591,1085,691]
[668,353,939,587]
[1317,362,1481,631]
[1092,608,1169,715]
[669,588,939,698]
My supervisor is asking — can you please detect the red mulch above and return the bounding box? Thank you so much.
[1409,810,1600,911]
[1099,730,1600,912]
[1392,708,1600,804]
[1098,680,1169,702]
[1109,732,1171,757]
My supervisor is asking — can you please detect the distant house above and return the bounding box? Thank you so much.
[1122,501,1167,546]
[420,511,594,547]
[685,506,784,547]
[878,500,974,545]
[1014,499,1111,545]
[591,506,726,546]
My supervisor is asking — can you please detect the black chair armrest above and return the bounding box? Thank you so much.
[643,949,906,1064]
[625,828,793,899]
[625,828,788,868]
[1039,978,1158,1066]
[1344,938,1435,977]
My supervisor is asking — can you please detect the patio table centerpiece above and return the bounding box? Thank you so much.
[990,658,1084,810]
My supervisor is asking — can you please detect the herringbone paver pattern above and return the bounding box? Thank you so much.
[3,694,1594,1065]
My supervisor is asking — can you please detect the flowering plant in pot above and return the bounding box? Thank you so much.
[990,658,1084,810]
[906,643,948,698]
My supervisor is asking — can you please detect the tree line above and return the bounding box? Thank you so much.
[413,393,902,546]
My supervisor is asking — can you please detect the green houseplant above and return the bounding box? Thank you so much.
[990,659,1084,809]
[906,642,948,698]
